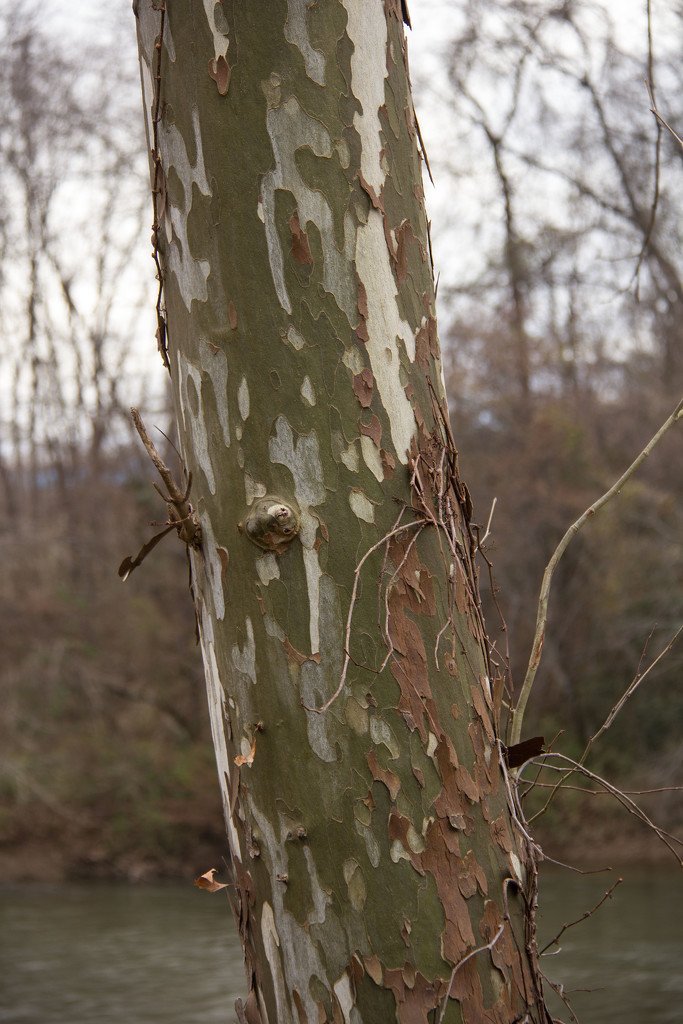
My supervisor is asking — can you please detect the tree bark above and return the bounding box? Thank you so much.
[134,3,550,1022]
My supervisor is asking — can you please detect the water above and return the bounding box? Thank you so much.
[0,869,681,1023]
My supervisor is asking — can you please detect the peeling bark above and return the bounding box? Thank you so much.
[134,3,551,1023]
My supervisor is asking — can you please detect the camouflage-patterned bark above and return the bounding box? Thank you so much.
[134,3,549,1022]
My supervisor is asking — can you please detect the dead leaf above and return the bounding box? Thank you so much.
[504,736,545,769]
[118,524,175,580]
[194,867,229,892]
[234,733,258,767]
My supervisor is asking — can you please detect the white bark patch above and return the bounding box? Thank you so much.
[303,847,332,925]
[237,376,250,420]
[269,416,325,506]
[256,552,281,585]
[333,971,358,1024]
[354,818,380,868]
[178,351,216,494]
[335,138,350,168]
[340,442,359,473]
[300,375,316,406]
[285,0,326,85]
[342,859,367,912]
[390,838,411,865]
[261,903,291,1024]
[344,0,387,195]
[344,697,369,734]
[201,0,229,62]
[286,325,305,349]
[161,107,211,310]
[509,851,524,885]
[196,608,241,857]
[369,716,399,758]
[349,488,375,523]
[302,545,321,654]
[200,343,230,446]
[262,97,356,320]
[231,617,257,684]
[406,823,425,854]
[360,434,383,482]
[355,212,416,463]
[140,58,155,147]
[270,416,325,655]
[243,470,267,507]
[263,613,286,641]
[197,509,225,620]
[301,576,345,764]
[249,805,329,1024]
[342,346,364,375]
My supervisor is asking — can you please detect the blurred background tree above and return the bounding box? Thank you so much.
[1,0,681,879]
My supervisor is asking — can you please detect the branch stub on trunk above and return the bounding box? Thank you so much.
[244,496,300,555]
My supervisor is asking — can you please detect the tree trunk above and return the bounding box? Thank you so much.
[134,3,550,1022]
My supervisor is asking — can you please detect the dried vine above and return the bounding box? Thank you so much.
[150,1,169,370]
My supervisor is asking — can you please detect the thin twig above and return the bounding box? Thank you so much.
[582,623,682,761]
[511,397,683,746]
[650,109,683,151]
[524,753,683,865]
[524,624,682,817]
[437,924,505,1024]
[539,879,622,956]
[302,518,423,714]
[632,0,662,292]
[150,3,169,369]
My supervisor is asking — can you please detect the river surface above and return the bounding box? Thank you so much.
[1,867,681,1023]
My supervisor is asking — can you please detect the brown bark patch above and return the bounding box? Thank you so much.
[282,638,308,666]
[480,900,530,1009]
[389,616,431,741]
[292,989,306,1024]
[357,170,384,212]
[367,748,401,800]
[454,764,480,804]
[352,368,374,407]
[380,449,395,479]
[388,808,424,875]
[470,685,495,743]
[229,301,238,329]
[458,849,488,898]
[208,55,231,95]
[421,818,476,958]
[360,414,382,447]
[447,956,486,1024]
[364,954,383,985]
[394,219,417,289]
[414,316,439,372]
[433,735,469,822]
[289,213,312,265]
[383,967,440,1024]
[404,104,417,142]
[490,814,514,854]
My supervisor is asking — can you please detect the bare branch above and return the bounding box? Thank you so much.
[539,878,623,956]
[511,396,683,746]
